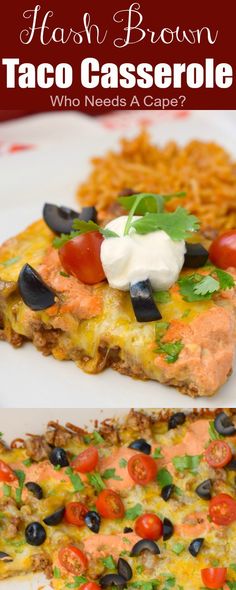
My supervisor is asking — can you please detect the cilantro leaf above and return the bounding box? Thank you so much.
[87,472,106,492]
[214,268,235,290]
[157,468,173,487]
[193,275,219,296]
[131,207,200,241]
[3,483,11,497]
[118,192,186,216]
[172,454,202,473]
[178,274,214,302]
[65,467,84,492]
[156,340,184,363]
[125,503,143,520]
[53,566,61,579]
[155,321,170,341]
[53,220,118,249]
[102,468,123,481]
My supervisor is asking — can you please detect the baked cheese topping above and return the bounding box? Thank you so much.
[0,411,236,590]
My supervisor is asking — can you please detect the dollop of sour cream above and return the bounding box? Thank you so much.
[100,215,186,291]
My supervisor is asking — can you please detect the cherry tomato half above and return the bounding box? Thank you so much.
[209,493,236,525]
[209,230,236,269]
[80,584,101,590]
[96,489,125,519]
[72,446,99,474]
[201,567,227,589]
[205,440,232,468]
[0,460,16,483]
[58,545,88,575]
[65,502,88,526]
[59,231,106,285]
[128,454,157,486]
[134,513,163,540]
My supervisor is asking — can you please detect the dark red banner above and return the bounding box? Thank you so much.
[0,0,235,112]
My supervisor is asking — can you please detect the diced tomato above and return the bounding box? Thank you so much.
[65,502,88,526]
[209,230,236,269]
[59,232,106,285]
[209,494,236,525]
[96,489,125,519]
[72,446,99,474]
[201,567,227,589]
[80,584,101,590]
[205,440,232,468]
[0,460,16,483]
[58,545,88,575]
[128,454,157,485]
[134,513,163,540]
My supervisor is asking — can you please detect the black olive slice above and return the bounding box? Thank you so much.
[117,558,133,581]
[25,481,43,499]
[128,439,151,455]
[195,479,212,500]
[49,447,69,467]
[43,507,65,526]
[84,510,101,534]
[43,203,80,235]
[161,484,175,502]
[163,517,174,541]
[123,527,133,533]
[225,457,236,470]
[168,412,186,430]
[79,206,97,223]
[18,264,56,311]
[0,551,13,562]
[130,280,162,323]
[130,539,160,556]
[184,243,208,268]
[188,537,204,557]
[25,522,46,546]
[214,412,236,437]
[100,574,127,589]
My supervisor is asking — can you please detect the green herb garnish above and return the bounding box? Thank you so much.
[153,447,163,459]
[156,340,184,364]
[66,576,87,588]
[0,256,20,267]
[178,269,234,302]
[172,454,202,473]
[154,291,171,304]
[53,220,118,249]
[102,468,123,481]
[93,431,105,445]
[3,483,11,497]
[65,467,84,492]
[53,566,61,579]
[119,458,128,468]
[119,192,185,217]
[171,542,185,555]
[209,421,223,441]
[157,468,173,487]
[87,472,105,492]
[102,555,116,569]
[125,503,143,520]
[14,469,26,504]
[131,207,199,240]
[23,458,32,467]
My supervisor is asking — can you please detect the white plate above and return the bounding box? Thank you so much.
[1,110,236,408]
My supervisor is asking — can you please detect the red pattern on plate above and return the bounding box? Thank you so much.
[0,143,34,155]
